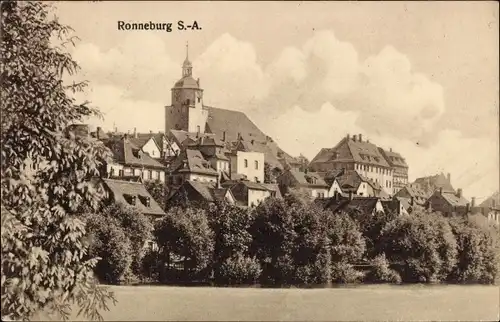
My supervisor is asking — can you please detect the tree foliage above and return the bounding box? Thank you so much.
[264,162,282,184]
[154,207,214,281]
[1,1,114,320]
[144,180,168,211]
[379,211,457,283]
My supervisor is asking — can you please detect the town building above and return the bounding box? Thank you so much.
[308,134,395,196]
[277,169,329,199]
[100,178,166,221]
[381,198,410,216]
[394,183,429,206]
[226,137,265,183]
[166,180,235,207]
[321,169,391,200]
[378,147,409,193]
[165,149,219,188]
[319,193,386,216]
[222,180,281,208]
[413,172,455,196]
[102,135,166,182]
[425,187,470,217]
[478,192,500,224]
[164,45,292,171]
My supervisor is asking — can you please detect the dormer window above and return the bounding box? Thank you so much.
[124,194,136,205]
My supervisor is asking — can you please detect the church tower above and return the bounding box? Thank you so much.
[165,43,208,134]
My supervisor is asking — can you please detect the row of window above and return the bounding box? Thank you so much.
[110,167,163,180]
[356,163,392,176]
[244,159,259,170]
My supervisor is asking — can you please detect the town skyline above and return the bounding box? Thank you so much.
[56,1,499,201]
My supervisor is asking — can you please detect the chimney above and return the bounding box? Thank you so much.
[471,197,476,208]
[124,133,129,140]
[456,188,462,198]
[346,134,350,140]
[114,126,118,133]
[466,203,470,214]
[150,130,153,134]
[447,173,451,182]
[238,132,242,140]
[348,191,353,200]
[390,148,392,152]
[439,187,443,195]
[353,135,357,142]
[358,134,363,142]
[410,196,414,206]
[133,127,137,138]
[222,131,226,142]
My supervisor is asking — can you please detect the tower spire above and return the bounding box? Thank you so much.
[182,41,193,77]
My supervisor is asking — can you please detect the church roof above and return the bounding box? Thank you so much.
[205,107,292,169]
[174,76,199,89]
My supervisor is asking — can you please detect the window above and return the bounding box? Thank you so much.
[119,169,124,177]
[244,159,248,168]
[196,125,200,133]
[255,160,259,169]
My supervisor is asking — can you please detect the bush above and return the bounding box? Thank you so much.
[365,254,401,284]
[448,215,500,284]
[217,255,262,285]
[330,262,365,284]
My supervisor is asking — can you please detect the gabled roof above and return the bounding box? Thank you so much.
[222,180,268,191]
[378,148,408,168]
[168,181,234,204]
[288,169,328,188]
[260,183,283,199]
[188,135,225,148]
[104,137,166,169]
[205,107,291,169]
[102,178,165,216]
[400,184,430,199]
[309,137,392,169]
[479,191,500,208]
[324,196,382,215]
[167,149,218,176]
[439,191,469,207]
[334,170,364,192]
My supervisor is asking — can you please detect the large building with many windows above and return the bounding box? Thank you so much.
[308,134,398,196]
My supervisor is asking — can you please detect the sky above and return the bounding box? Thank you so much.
[54,1,499,201]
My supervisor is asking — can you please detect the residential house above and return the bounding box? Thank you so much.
[378,147,409,193]
[165,149,219,188]
[187,135,230,175]
[381,198,410,216]
[394,183,429,206]
[413,172,455,196]
[278,169,329,199]
[222,180,281,207]
[166,180,235,207]
[227,137,265,183]
[323,169,376,198]
[320,193,385,216]
[478,192,500,224]
[425,187,470,217]
[309,134,395,196]
[102,135,166,182]
[100,178,166,221]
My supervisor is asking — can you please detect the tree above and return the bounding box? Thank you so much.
[250,197,329,285]
[264,162,282,184]
[84,204,153,283]
[144,180,168,210]
[154,207,214,282]
[448,215,500,284]
[1,1,115,320]
[206,201,256,284]
[379,211,457,283]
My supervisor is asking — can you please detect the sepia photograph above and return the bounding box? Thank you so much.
[1,1,499,321]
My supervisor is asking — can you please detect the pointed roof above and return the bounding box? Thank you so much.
[167,149,218,176]
[324,196,383,215]
[479,191,500,208]
[413,173,455,194]
[104,136,166,169]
